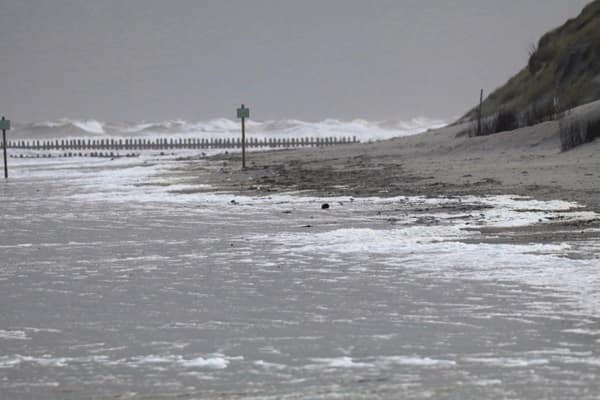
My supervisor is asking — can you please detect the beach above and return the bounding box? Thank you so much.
[1,107,600,399]
[3,1,600,398]
[166,102,600,248]
[197,106,600,206]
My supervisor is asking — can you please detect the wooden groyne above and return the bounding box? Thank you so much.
[2,136,359,151]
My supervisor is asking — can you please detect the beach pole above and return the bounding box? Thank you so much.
[237,104,250,170]
[1,116,10,179]
[477,89,483,137]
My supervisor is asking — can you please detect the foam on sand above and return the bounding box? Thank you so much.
[308,355,456,370]
[130,354,234,369]
[376,356,456,367]
[464,356,549,368]
[181,356,229,369]
[311,357,375,369]
[0,353,234,370]
[0,330,29,340]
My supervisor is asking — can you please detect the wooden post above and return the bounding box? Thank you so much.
[237,104,250,170]
[1,116,9,179]
[477,88,483,137]
[241,115,246,168]
[2,129,6,178]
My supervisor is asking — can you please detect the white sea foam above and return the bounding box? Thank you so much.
[0,330,29,340]
[280,226,470,251]
[12,116,447,142]
[261,219,600,317]
[29,118,106,135]
[70,119,105,134]
[0,353,233,370]
[134,355,174,364]
[474,195,589,227]
[254,360,286,370]
[311,357,374,369]
[0,355,69,368]
[376,356,456,367]
[561,328,600,335]
[0,357,22,369]
[558,356,600,367]
[130,354,233,369]
[308,355,455,370]
[464,356,549,368]
[181,356,229,369]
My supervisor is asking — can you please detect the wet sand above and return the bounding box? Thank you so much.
[2,161,600,399]
[2,136,600,399]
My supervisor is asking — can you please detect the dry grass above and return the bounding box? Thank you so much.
[469,109,518,137]
[559,106,600,150]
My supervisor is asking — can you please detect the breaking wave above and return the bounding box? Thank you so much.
[10,117,447,142]
[29,118,106,135]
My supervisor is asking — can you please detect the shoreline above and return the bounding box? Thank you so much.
[163,116,600,248]
[175,119,600,209]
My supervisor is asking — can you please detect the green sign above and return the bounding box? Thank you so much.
[0,119,9,130]
[237,106,249,119]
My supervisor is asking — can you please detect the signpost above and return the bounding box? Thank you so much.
[477,89,483,137]
[236,104,250,169]
[1,116,10,179]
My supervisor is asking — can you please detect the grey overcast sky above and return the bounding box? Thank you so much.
[0,0,592,122]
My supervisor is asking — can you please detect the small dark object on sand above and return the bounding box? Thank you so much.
[303,224,312,228]
[321,203,330,210]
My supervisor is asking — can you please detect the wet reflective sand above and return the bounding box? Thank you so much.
[1,156,599,399]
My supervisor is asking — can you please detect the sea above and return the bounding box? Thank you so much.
[6,117,447,141]
[1,117,600,399]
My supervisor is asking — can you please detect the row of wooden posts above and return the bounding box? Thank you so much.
[2,136,359,151]
[10,152,139,159]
